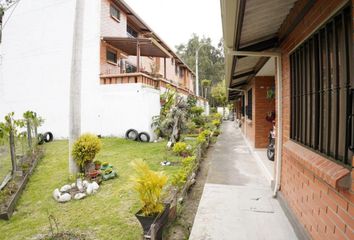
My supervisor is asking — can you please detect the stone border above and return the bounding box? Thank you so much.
[0,149,44,220]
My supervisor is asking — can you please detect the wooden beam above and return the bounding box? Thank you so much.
[164,57,166,79]
[239,37,279,52]
[232,70,255,80]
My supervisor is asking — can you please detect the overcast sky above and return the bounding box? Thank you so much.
[126,0,223,50]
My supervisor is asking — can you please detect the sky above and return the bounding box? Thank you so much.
[126,0,223,51]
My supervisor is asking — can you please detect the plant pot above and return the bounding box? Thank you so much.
[94,164,101,170]
[88,170,100,178]
[135,203,170,239]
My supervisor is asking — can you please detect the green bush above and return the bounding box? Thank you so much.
[213,129,221,136]
[185,121,197,134]
[72,133,102,169]
[171,156,197,189]
[212,119,221,128]
[211,113,222,121]
[196,134,206,144]
[190,106,204,116]
[172,142,191,156]
[201,129,212,138]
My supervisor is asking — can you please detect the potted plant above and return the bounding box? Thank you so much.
[94,160,102,170]
[72,133,102,174]
[132,160,169,237]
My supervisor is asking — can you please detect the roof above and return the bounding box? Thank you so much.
[113,0,195,76]
[102,37,172,58]
[220,0,304,100]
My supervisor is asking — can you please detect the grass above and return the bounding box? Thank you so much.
[0,138,190,240]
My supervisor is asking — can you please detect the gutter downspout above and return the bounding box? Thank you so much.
[226,50,283,197]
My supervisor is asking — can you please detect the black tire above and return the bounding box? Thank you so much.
[138,132,150,143]
[125,129,138,141]
[43,132,53,143]
[37,134,45,145]
[267,146,275,161]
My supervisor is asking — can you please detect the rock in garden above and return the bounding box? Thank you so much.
[76,179,84,192]
[86,184,93,195]
[83,180,89,188]
[91,181,99,191]
[74,193,86,200]
[52,188,61,200]
[58,193,71,203]
[60,184,72,192]
[71,183,76,188]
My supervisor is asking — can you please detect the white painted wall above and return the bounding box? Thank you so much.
[97,84,161,140]
[80,0,102,135]
[0,0,76,138]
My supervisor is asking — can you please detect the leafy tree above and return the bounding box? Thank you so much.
[211,80,228,116]
[176,34,225,103]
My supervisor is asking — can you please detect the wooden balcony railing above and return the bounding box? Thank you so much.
[100,72,194,96]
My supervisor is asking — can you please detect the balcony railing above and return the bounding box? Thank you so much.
[100,72,194,96]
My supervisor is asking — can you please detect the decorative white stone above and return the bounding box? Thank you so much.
[86,184,93,195]
[71,183,76,188]
[74,193,86,200]
[83,180,89,188]
[76,179,84,192]
[60,184,72,192]
[58,193,71,203]
[91,182,99,191]
[52,188,61,200]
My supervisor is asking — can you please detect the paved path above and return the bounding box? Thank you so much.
[189,121,298,240]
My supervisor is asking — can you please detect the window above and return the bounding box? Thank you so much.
[241,95,245,116]
[127,25,138,38]
[110,4,120,22]
[246,89,252,120]
[290,6,353,166]
[106,48,117,64]
[179,67,184,78]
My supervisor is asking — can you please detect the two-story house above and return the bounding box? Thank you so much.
[0,0,208,139]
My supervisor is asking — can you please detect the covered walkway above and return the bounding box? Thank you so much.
[189,121,297,240]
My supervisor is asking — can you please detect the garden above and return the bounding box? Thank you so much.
[0,88,222,240]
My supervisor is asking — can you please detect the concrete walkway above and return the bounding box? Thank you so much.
[189,121,297,240]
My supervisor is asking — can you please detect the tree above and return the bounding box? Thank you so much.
[176,34,224,104]
[211,80,227,116]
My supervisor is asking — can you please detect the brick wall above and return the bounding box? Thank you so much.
[254,76,275,148]
[279,0,353,239]
[239,77,275,148]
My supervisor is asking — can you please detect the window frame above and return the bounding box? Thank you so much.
[106,47,118,65]
[247,88,252,120]
[110,4,120,22]
[127,25,138,38]
[289,5,353,167]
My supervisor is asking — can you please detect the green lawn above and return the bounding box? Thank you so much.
[0,138,186,240]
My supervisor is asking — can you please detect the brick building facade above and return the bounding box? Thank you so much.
[221,0,353,239]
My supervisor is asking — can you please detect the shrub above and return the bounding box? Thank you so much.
[196,134,206,144]
[201,129,212,138]
[212,119,221,128]
[211,113,222,121]
[172,156,197,189]
[213,129,221,136]
[172,142,187,156]
[190,106,204,116]
[185,121,197,134]
[131,160,167,216]
[72,133,102,169]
